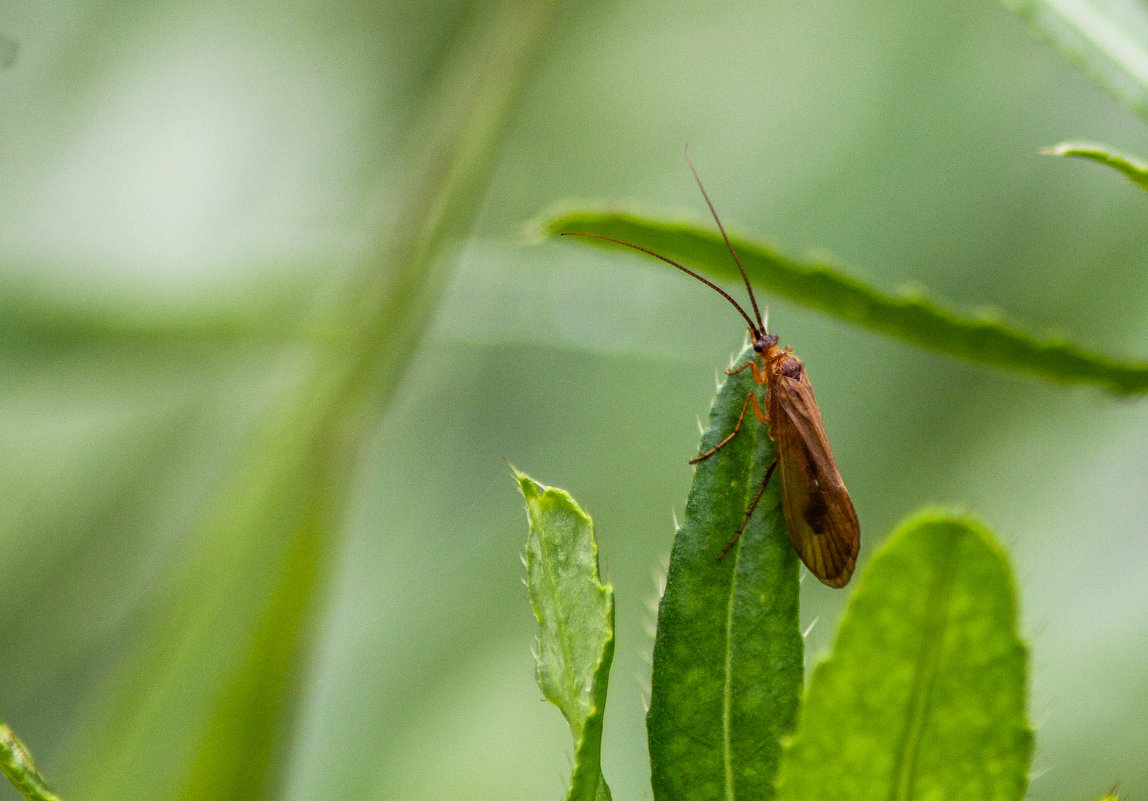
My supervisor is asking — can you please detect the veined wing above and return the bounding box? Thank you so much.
[770,369,859,588]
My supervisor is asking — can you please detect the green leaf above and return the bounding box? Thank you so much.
[2,722,63,801]
[1044,140,1148,190]
[774,510,1033,801]
[1001,0,1148,123]
[516,468,615,801]
[647,344,802,801]
[544,210,1148,395]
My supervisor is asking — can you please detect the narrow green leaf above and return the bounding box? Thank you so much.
[516,469,615,801]
[774,510,1033,801]
[2,722,63,801]
[647,344,802,801]
[1044,140,1148,190]
[0,274,312,349]
[544,210,1148,394]
[1001,0,1148,123]
[67,4,565,800]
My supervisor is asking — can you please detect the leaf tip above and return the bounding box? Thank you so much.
[520,201,598,244]
[1040,142,1073,157]
[508,461,543,498]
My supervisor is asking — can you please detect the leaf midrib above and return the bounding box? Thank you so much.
[889,535,961,801]
[722,541,740,801]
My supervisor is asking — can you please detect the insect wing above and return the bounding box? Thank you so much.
[770,370,859,587]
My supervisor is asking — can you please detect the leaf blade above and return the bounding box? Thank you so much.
[545,210,1148,394]
[517,469,615,801]
[775,510,1033,801]
[647,344,803,801]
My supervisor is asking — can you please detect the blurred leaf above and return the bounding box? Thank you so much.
[0,276,311,349]
[517,469,615,801]
[1,722,63,801]
[1044,140,1148,189]
[1001,0,1148,122]
[64,3,565,800]
[647,343,802,801]
[544,210,1148,394]
[774,511,1033,801]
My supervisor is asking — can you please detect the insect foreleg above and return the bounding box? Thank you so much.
[725,359,768,386]
[690,391,767,464]
[717,457,778,560]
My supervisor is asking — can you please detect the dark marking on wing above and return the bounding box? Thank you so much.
[801,475,831,532]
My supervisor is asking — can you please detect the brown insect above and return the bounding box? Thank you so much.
[562,155,859,587]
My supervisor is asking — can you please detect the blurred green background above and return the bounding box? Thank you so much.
[1,1,1147,800]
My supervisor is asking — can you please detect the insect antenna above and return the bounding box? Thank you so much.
[684,148,765,333]
[558,231,760,335]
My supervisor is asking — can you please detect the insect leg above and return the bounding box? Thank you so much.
[717,457,778,560]
[690,392,767,464]
[725,359,768,386]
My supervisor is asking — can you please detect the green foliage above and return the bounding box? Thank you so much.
[5,2,1146,799]
[774,511,1033,801]
[530,10,1148,780]
[517,468,615,801]
[1044,141,1148,190]
[2,723,63,801]
[518,406,1034,800]
[646,344,801,801]
[543,210,1148,394]
[1002,0,1148,123]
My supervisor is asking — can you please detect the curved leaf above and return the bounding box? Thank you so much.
[544,210,1148,395]
[517,469,615,801]
[774,510,1033,801]
[1044,140,1148,190]
[647,344,802,801]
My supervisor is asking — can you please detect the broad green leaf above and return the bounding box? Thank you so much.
[1001,0,1148,123]
[516,469,615,801]
[1,723,63,801]
[775,511,1033,801]
[1044,140,1148,190]
[545,210,1148,394]
[647,344,802,801]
